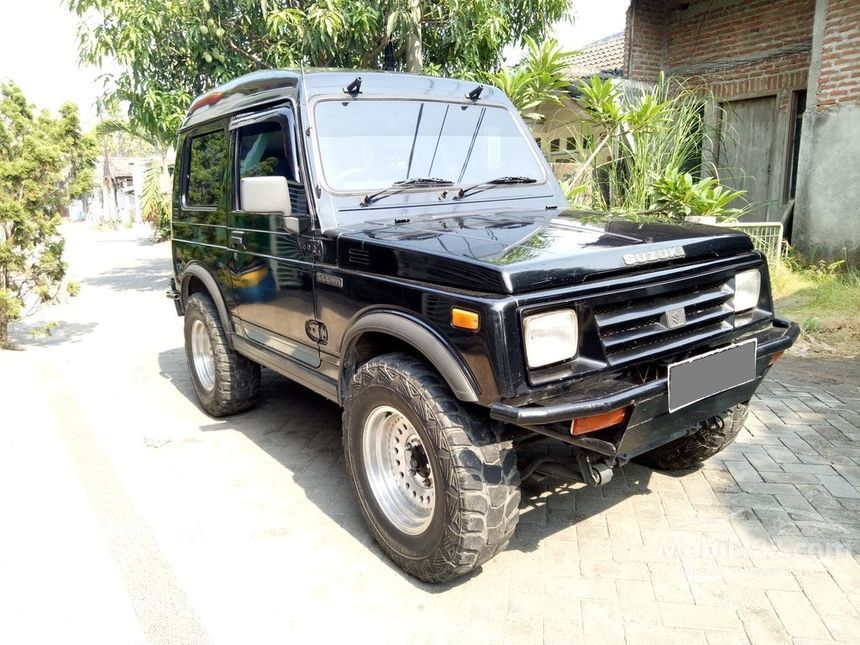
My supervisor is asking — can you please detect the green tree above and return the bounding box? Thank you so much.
[0,82,97,347]
[67,0,571,145]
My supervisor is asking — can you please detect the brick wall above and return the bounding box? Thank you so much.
[624,0,666,81]
[625,0,814,101]
[816,0,860,109]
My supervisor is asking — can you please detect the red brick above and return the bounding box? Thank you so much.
[624,0,860,109]
[816,0,860,107]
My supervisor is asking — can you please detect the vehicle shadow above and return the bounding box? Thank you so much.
[156,347,658,591]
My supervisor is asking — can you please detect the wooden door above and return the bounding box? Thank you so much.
[718,96,777,221]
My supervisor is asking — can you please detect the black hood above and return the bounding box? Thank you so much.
[334,209,754,294]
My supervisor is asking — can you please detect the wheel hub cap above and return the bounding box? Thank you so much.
[362,405,435,534]
[190,319,215,392]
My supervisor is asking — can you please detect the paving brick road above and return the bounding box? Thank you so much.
[1,224,859,644]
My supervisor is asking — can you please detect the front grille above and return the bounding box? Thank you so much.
[592,277,735,365]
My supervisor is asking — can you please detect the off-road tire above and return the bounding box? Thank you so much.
[636,402,750,471]
[343,353,521,583]
[184,292,260,417]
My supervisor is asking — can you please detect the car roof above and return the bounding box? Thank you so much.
[180,69,510,132]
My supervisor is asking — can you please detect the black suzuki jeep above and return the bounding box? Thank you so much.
[168,70,798,582]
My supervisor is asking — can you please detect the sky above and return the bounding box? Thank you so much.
[0,0,104,127]
[553,0,629,49]
[504,0,629,64]
[0,0,630,129]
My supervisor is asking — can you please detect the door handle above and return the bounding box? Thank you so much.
[231,231,246,249]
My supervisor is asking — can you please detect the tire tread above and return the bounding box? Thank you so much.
[184,293,260,417]
[636,403,750,471]
[342,353,520,583]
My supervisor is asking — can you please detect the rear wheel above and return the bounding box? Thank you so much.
[636,402,750,471]
[184,292,260,417]
[343,353,520,583]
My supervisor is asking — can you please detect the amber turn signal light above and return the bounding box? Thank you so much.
[451,308,480,331]
[570,407,628,436]
[768,350,785,366]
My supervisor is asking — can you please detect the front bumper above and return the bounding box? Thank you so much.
[490,317,799,460]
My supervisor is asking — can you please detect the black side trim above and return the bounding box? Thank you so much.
[340,310,480,403]
[233,335,339,403]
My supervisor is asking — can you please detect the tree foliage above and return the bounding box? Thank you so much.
[67,0,571,145]
[94,115,161,157]
[0,82,97,346]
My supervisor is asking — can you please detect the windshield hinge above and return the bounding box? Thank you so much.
[344,77,362,96]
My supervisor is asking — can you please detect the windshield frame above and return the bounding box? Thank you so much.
[307,95,549,197]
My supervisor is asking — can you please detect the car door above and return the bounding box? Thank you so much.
[228,107,320,368]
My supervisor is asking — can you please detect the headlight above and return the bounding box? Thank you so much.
[733,269,761,312]
[523,309,578,369]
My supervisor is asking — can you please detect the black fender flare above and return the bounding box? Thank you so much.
[179,263,235,342]
[340,310,481,403]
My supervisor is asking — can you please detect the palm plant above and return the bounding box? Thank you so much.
[485,36,576,122]
[94,118,172,238]
[567,74,749,221]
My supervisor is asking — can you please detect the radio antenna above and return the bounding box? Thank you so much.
[299,59,310,103]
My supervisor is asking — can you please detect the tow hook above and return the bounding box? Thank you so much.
[576,451,614,487]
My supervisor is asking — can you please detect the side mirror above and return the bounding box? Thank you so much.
[240,176,308,234]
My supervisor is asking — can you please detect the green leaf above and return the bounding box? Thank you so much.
[66,0,573,143]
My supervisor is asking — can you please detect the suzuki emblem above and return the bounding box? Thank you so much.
[622,246,686,266]
[662,307,687,330]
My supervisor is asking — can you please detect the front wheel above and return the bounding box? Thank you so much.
[636,402,750,471]
[342,353,520,583]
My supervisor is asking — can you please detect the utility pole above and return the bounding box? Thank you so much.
[404,0,423,73]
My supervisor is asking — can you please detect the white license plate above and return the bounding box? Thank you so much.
[668,339,757,412]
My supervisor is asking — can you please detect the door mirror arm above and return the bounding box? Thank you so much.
[283,215,309,234]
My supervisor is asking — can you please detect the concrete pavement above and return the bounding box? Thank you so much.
[1,223,858,644]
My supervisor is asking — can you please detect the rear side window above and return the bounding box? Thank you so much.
[185,130,228,208]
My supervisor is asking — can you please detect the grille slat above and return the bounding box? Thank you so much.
[592,277,736,365]
[601,304,733,349]
[604,321,734,364]
[594,284,732,328]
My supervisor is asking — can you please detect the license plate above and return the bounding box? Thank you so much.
[668,339,757,412]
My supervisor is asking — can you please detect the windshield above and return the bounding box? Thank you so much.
[314,99,545,192]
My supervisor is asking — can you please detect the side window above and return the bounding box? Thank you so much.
[237,121,292,181]
[185,130,228,208]
[236,119,308,215]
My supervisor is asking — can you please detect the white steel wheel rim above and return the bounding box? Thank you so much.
[190,319,216,392]
[362,405,435,535]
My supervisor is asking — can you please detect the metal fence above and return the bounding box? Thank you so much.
[716,221,784,266]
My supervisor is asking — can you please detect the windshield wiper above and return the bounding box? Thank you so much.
[361,177,453,206]
[453,176,537,200]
